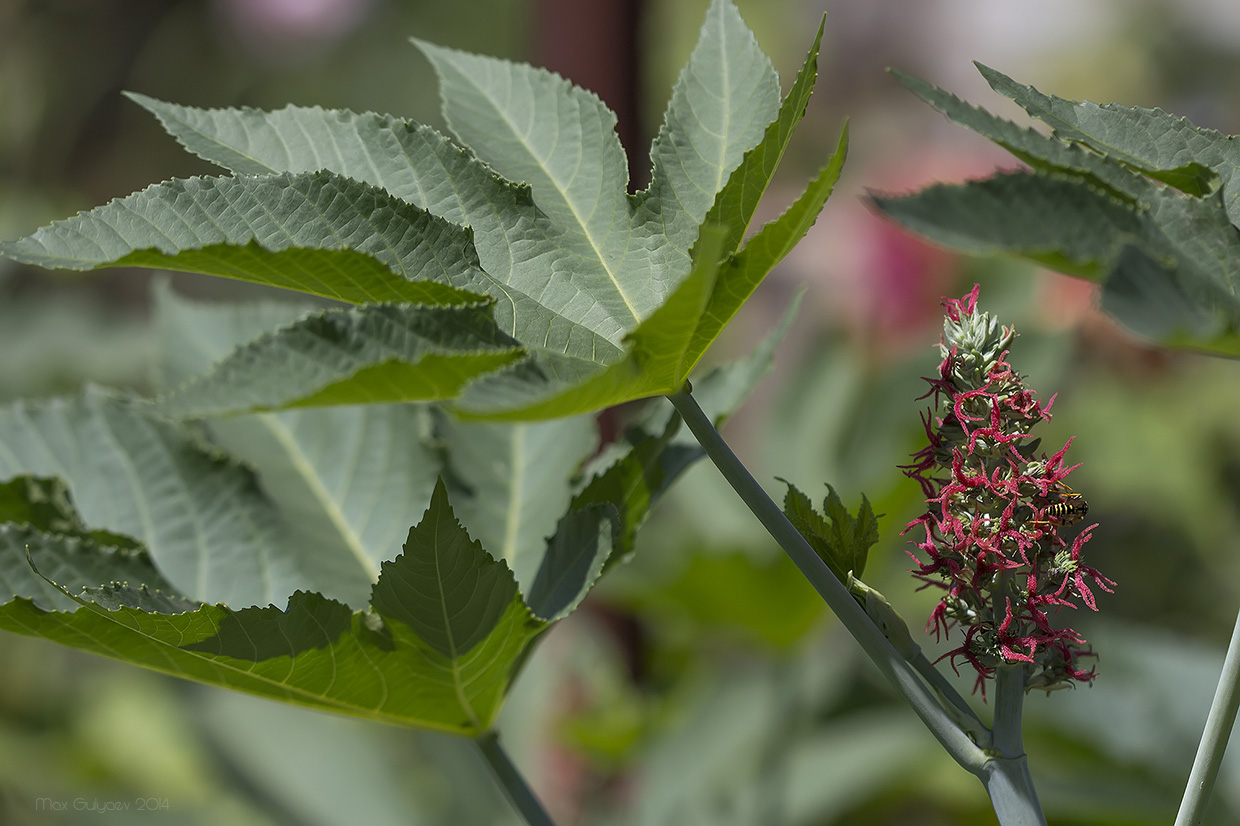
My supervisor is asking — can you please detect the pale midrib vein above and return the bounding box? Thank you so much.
[712,39,734,199]
[262,414,380,582]
[163,108,276,174]
[432,513,483,731]
[501,428,525,565]
[459,72,641,327]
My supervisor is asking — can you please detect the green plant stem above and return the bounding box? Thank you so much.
[986,664,1045,826]
[667,388,982,766]
[475,730,557,826]
[910,650,988,735]
[1175,605,1240,826]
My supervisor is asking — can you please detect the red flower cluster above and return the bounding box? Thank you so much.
[902,285,1114,695]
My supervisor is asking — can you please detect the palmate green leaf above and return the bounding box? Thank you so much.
[420,0,777,293]
[152,286,447,609]
[889,70,1148,205]
[0,388,310,607]
[685,126,848,370]
[435,411,599,590]
[1,172,489,305]
[1,0,835,419]
[874,66,1240,357]
[0,480,545,734]
[975,63,1226,205]
[155,300,524,417]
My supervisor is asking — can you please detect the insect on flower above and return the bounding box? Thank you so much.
[1035,483,1088,526]
[900,284,1115,694]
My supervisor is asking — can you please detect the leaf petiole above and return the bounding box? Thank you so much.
[476,730,558,826]
[666,387,982,764]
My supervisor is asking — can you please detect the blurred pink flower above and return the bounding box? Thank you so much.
[216,0,373,54]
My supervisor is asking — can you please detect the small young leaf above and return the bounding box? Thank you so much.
[780,480,879,583]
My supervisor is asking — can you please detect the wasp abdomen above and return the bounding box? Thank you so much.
[1042,495,1088,524]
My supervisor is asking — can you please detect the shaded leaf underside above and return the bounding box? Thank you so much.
[873,63,1240,356]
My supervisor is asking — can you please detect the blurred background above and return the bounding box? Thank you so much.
[2,0,1240,823]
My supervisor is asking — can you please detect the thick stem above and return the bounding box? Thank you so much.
[1175,605,1240,826]
[476,730,558,826]
[984,757,1048,826]
[910,650,987,735]
[667,388,983,767]
[984,663,1045,826]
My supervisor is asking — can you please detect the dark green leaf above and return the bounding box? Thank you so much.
[780,480,879,582]
[371,480,520,658]
[525,503,618,622]
[0,479,544,734]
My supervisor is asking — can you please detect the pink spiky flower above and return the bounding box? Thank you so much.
[901,284,1115,696]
